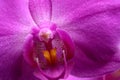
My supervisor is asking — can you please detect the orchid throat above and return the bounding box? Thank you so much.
[23,23,75,79]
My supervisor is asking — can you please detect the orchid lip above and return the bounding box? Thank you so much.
[34,48,68,79]
[23,23,75,79]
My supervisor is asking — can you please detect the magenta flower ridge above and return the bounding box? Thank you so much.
[0,0,120,80]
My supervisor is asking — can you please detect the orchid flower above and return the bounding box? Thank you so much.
[0,0,120,80]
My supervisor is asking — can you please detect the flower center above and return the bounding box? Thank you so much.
[33,27,67,69]
[23,23,75,80]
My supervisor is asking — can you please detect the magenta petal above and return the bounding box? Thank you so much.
[0,33,26,80]
[51,0,98,24]
[59,1,120,77]
[51,0,84,24]
[34,72,48,80]
[19,61,39,80]
[29,0,52,25]
[0,0,35,36]
[0,0,35,27]
[61,75,103,80]
[51,0,120,26]
[0,0,35,80]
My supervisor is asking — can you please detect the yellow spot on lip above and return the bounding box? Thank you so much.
[43,50,52,64]
[50,48,57,63]
[43,48,57,64]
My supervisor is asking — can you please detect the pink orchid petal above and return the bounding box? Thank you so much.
[51,0,96,25]
[19,61,39,80]
[29,0,52,25]
[0,0,35,37]
[51,0,86,24]
[0,0,35,80]
[60,75,103,80]
[0,0,35,27]
[51,0,120,26]
[0,28,28,80]
[58,0,120,77]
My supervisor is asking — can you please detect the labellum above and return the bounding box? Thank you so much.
[23,22,75,80]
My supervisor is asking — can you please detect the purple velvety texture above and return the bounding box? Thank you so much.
[61,75,103,80]
[0,0,120,80]
[0,0,37,80]
[50,0,120,77]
